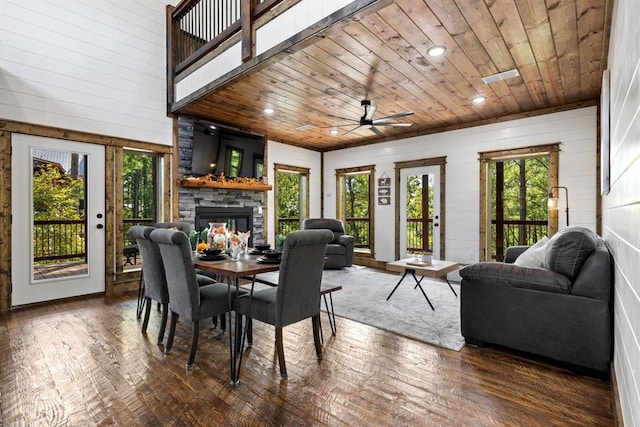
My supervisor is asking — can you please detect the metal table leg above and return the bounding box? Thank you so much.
[386,270,409,301]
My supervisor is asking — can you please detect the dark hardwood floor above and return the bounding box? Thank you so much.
[1,292,614,426]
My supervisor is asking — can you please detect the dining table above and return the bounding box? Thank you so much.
[193,251,281,385]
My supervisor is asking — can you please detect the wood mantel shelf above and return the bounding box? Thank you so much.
[180,178,272,191]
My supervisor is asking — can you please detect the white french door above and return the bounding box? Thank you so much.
[11,134,105,306]
[399,165,441,260]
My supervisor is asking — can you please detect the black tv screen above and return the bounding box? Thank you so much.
[191,124,265,178]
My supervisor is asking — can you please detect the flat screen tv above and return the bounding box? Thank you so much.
[191,123,265,179]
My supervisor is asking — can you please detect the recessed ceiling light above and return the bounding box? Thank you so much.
[427,45,446,57]
[209,125,217,130]
[264,108,274,115]
[330,129,339,136]
[472,96,486,105]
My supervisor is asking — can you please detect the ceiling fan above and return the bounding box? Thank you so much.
[328,100,414,136]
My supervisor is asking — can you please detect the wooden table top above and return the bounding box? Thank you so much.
[193,254,281,278]
[386,258,459,277]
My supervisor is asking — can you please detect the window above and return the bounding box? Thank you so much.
[122,150,159,268]
[479,144,559,261]
[336,165,375,256]
[274,164,309,242]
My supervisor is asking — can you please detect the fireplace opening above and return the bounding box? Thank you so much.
[195,207,254,246]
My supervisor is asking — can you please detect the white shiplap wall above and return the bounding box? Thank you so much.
[266,140,322,244]
[0,0,175,145]
[322,107,598,264]
[604,0,640,424]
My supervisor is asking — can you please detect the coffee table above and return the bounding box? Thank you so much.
[385,258,459,310]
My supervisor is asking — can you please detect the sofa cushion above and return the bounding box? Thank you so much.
[543,226,598,279]
[514,236,549,268]
[460,262,572,293]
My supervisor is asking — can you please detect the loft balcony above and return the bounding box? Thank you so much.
[167,0,371,114]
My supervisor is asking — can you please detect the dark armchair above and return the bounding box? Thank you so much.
[459,226,613,375]
[302,218,355,269]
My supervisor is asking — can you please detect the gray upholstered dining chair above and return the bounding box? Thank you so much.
[150,228,240,370]
[153,221,225,329]
[235,229,333,379]
[130,225,217,345]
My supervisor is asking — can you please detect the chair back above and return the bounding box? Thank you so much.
[129,225,168,303]
[150,228,201,321]
[154,222,192,233]
[276,229,333,326]
[302,218,345,243]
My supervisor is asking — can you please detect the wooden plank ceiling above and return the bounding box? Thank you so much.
[173,0,611,152]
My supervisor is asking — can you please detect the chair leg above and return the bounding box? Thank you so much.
[312,315,323,360]
[157,302,168,345]
[141,297,152,334]
[220,314,226,331]
[165,311,178,355]
[275,327,287,379]
[187,320,200,370]
[247,318,253,346]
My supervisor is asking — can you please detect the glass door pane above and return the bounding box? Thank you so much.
[32,149,88,281]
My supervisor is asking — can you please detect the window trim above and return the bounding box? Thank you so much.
[478,143,559,261]
[273,163,310,237]
[336,165,375,258]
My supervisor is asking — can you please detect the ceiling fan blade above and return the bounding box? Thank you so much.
[327,114,359,123]
[370,126,383,136]
[374,111,414,122]
[319,123,363,128]
[372,122,413,127]
[342,125,362,136]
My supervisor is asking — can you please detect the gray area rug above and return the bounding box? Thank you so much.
[256,266,465,351]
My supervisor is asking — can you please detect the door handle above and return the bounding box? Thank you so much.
[97,224,104,229]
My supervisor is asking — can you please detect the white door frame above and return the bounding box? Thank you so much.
[11,134,105,306]
[399,165,441,260]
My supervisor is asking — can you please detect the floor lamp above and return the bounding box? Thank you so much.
[548,186,569,226]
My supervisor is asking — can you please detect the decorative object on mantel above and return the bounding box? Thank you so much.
[180,173,272,191]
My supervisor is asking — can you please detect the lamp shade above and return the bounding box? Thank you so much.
[548,197,559,210]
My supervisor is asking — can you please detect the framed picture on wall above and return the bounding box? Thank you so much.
[601,69,610,195]
[378,187,390,196]
[378,177,391,187]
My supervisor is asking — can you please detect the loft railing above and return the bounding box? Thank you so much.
[169,0,286,76]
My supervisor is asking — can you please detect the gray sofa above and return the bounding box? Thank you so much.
[302,218,355,269]
[459,226,613,375]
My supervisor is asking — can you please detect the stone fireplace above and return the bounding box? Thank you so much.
[177,118,266,244]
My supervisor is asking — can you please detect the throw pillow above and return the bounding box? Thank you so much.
[543,226,598,279]
[514,236,549,268]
